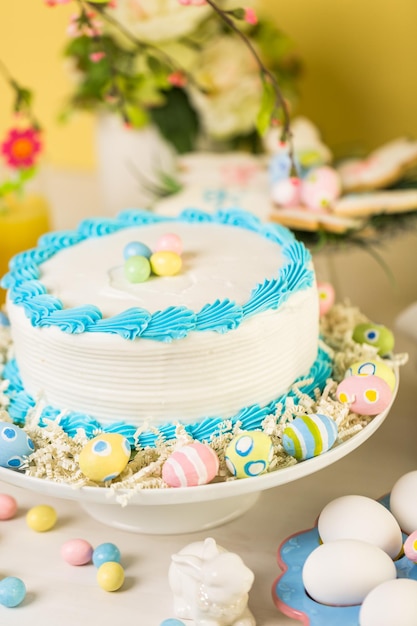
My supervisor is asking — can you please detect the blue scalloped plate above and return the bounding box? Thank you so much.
[272,495,417,625]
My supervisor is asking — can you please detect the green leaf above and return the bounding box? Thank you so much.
[256,80,275,136]
[124,104,149,128]
[149,87,200,154]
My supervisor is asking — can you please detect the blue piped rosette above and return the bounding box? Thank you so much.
[1,208,333,448]
[272,495,417,625]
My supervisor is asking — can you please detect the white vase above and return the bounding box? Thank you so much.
[95,114,178,215]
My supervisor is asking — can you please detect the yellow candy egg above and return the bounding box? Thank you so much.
[150,251,182,276]
[225,431,273,479]
[26,504,57,532]
[78,433,131,482]
[97,561,125,592]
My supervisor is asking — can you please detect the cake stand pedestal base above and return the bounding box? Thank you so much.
[80,492,260,534]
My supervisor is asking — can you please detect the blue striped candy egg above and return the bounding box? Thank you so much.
[225,431,273,479]
[0,422,35,470]
[282,413,338,461]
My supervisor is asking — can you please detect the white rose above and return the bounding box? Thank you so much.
[108,0,212,42]
[187,36,263,140]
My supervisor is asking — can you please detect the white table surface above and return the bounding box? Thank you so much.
[1,167,417,625]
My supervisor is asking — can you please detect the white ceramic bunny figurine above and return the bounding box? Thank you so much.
[169,537,256,626]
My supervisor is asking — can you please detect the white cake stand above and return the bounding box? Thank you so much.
[0,384,397,535]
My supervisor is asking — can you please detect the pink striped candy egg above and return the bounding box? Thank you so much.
[162,442,219,488]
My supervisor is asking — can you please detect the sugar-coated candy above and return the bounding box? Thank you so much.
[282,413,338,461]
[26,504,57,532]
[225,431,273,478]
[78,433,131,482]
[404,530,417,562]
[97,561,125,592]
[162,442,219,488]
[336,374,392,415]
[300,165,341,211]
[346,359,396,391]
[317,281,335,316]
[0,493,17,520]
[0,422,35,471]
[150,251,182,276]
[271,177,302,207]
[0,577,26,608]
[160,620,186,626]
[155,233,183,256]
[61,538,94,566]
[124,255,151,283]
[123,240,152,260]
[352,322,394,356]
[93,542,121,568]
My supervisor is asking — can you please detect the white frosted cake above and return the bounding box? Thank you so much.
[1,208,331,448]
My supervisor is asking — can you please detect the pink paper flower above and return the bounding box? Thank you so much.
[89,51,106,63]
[244,8,258,25]
[167,71,187,87]
[1,127,42,169]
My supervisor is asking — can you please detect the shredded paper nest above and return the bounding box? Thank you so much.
[0,303,408,505]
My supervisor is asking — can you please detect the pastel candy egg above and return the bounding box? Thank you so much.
[317,281,335,316]
[124,255,151,283]
[225,431,273,479]
[300,165,342,211]
[318,495,403,559]
[162,442,219,488]
[0,422,35,470]
[302,539,397,606]
[352,322,395,356]
[155,233,183,255]
[92,542,121,568]
[336,374,392,415]
[346,359,396,392]
[0,312,9,326]
[26,504,57,532]
[282,413,338,461]
[61,538,94,566]
[271,177,302,207]
[0,577,26,607]
[150,251,182,277]
[123,240,152,260]
[97,561,125,592]
[359,579,417,626]
[404,530,417,562]
[78,433,131,482]
[0,493,18,520]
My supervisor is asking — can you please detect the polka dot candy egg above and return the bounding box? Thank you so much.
[162,442,219,488]
[336,374,392,415]
[282,413,338,461]
[225,431,273,478]
[78,433,131,482]
[346,359,396,392]
[352,322,394,356]
[0,422,35,471]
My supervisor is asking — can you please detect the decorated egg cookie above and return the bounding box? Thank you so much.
[78,433,131,482]
[162,442,219,488]
[0,422,35,470]
[300,165,342,211]
[336,374,392,415]
[225,431,273,478]
[282,413,338,461]
[352,322,394,356]
[346,359,396,391]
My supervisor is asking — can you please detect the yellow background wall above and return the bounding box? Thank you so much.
[1,0,417,169]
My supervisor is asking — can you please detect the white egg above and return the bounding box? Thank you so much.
[302,539,397,606]
[390,471,417,534]
[359,579,417,626]
[318,494,403,559]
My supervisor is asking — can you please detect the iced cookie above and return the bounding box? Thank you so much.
[332,188,417,217]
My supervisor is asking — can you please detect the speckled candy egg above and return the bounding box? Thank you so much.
[162,442,219,488]
[300,165,342,211]
[78,433,131,482]
[282,413,338,462]
[352,322,395,356]
[225,431,273,478]
[346,359,396,392]
[317,281,335,316]
[336,374,392,415]
[0,422,35,470]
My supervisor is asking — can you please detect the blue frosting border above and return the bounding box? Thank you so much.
[2,347,333,448]
[1,208,314,341]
